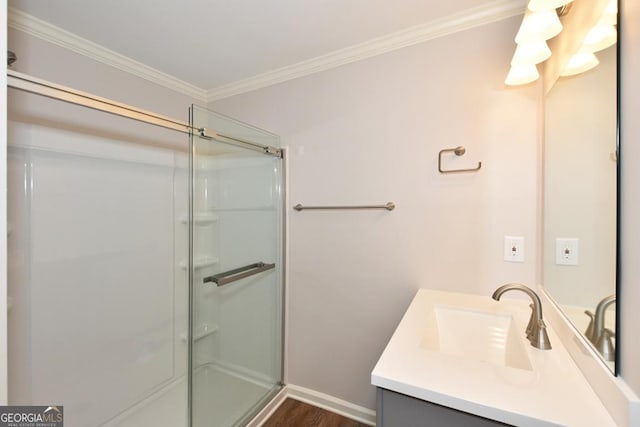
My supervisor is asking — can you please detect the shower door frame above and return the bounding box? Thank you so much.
[187,107,286,427]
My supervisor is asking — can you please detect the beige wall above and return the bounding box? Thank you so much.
[620,0,640,397]
[211,16,539,409]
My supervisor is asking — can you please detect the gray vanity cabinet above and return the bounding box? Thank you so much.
[376,388,511,427]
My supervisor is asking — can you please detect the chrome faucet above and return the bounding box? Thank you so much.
[492,283,552,350]
[585,294,616,361]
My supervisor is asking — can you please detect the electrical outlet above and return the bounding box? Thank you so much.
[504,236,524,262]
[556,238,579,265]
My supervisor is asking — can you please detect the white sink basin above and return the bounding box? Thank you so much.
[371,288,617,427]
[420,305,532,371]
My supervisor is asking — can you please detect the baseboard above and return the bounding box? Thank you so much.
[247,384,377,426]
[285,384,377,426]
[246,386,289,427]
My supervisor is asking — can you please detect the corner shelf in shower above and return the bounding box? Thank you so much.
[179,212,219,225]
[180,323,219,343]
[179,256,219,270]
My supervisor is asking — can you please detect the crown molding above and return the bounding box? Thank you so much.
[7,8,209,102]
[8,1,525,103]
[205,0,526,101]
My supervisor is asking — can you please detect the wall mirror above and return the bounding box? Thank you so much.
[543,11,618,372]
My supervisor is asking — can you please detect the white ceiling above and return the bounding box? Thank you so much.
[8,0,525,99]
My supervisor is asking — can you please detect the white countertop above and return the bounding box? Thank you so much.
[371,288,617,427]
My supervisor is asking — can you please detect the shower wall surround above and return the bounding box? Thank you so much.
[7,120,190,426]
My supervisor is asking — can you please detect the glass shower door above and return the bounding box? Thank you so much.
[189,106,283,427]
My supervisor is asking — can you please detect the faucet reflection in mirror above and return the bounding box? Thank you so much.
[584,295,616,361]
[505,0,617,85]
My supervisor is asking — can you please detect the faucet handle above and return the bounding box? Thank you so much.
[525,304,535,340]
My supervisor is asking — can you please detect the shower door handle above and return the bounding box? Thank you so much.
[203,262,275,287]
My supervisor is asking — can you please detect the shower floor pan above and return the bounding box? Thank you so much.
[104,364,276,427]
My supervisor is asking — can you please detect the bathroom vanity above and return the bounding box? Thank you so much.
[371,289,616,426]
[377,388,508,426]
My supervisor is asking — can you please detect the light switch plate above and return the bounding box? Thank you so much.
[504,236,524,262]
[556,238,579,265]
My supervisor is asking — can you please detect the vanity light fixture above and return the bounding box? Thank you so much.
[505,1,571,86]
[505,0,617,86]
[559,0,617,76]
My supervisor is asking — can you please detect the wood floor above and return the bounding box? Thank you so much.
[262,398,371,427]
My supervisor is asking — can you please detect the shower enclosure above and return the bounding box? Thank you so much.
[6,71,284,427]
